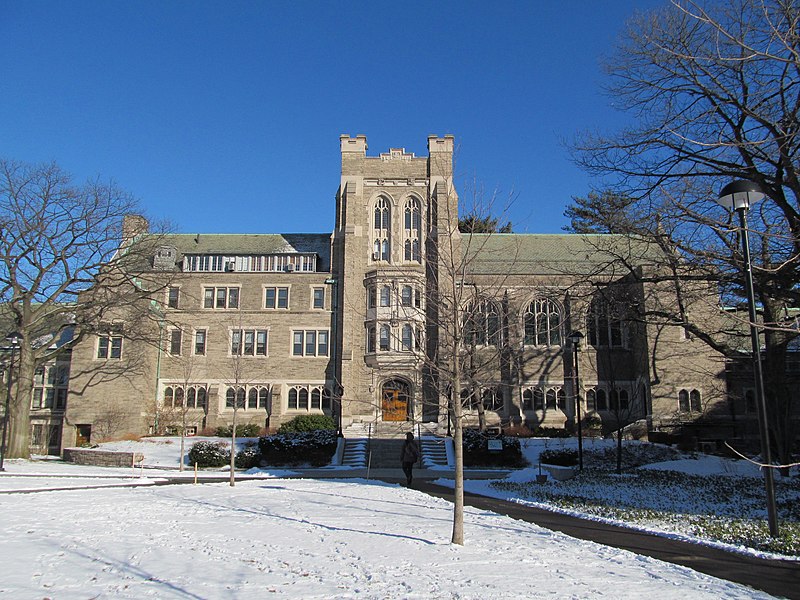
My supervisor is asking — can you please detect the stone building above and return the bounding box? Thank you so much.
[59,135,733,448]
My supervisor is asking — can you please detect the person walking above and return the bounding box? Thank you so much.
[400,432,421,486]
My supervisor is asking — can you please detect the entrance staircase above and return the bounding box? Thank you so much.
[339,421,451,469]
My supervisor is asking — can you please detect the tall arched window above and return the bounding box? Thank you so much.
[373,197,391,262]
[186,387,196,408]
[522,388,533,410]
[587,297,625,348]
[596,388,607,410]
[259,387,270,411]
[679,389,702,413]
[311,388,322,409]
[248,388,259,409]
[557,388,567,411]
[379,324,391,351]
[196,387,207,409]
[610,389,619,411]
[164,386,174,407]
[690,389,701,411]
[464,299,501,346]
[401,324,413,351]
[533,388,544,410]
[586,388,596,411]
[298,388,309,410]
[524,299,562,346]
[403,197,422,262]
[482,387,503,412]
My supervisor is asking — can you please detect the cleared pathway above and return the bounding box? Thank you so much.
[391,477,800,600]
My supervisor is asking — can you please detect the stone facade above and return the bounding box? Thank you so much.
[58,135,738,449]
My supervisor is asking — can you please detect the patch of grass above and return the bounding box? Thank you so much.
[491,465,800,557]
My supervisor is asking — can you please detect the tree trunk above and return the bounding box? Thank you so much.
[229,406,237,487]
[451,390,464,545]
[7,349,34,459]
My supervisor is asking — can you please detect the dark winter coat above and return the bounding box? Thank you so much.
[400,440,420,464]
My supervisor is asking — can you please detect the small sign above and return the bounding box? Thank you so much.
[487,439,503,452]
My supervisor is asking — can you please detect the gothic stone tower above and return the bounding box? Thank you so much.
[331,135,457,427]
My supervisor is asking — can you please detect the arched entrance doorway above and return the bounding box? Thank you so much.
[381,379,411,421]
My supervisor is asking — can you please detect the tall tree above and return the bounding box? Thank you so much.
[458,214,512,234]
[420,167,519,545]
[0,159,169,458]
[569,0,800,465]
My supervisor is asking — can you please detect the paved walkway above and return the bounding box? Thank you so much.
[377,475,799,600]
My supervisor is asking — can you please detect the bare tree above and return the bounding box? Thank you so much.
[0,159,171,458]
[421,172,519,545]
[163,347,205,472]
[569,0,800,466]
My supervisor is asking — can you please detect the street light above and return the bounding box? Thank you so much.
[717,180,778,537]
[324,277,343,437]
[0,331,22,471]
[568,330,584,470]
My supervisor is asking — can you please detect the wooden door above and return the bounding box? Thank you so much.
[382,389,407,421]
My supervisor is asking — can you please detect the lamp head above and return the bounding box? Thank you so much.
[568,330,584,350]
[717,180,765,211]
[5,332,22,347]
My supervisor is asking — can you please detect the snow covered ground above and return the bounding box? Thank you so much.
[0,436,793,598]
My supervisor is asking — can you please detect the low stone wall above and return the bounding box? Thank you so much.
[63,448,144,468]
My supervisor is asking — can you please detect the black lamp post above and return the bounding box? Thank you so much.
[717,180,778,537]
[568,330,584,470]
[0,331,22,472]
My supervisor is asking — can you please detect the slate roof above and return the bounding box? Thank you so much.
[160,233,332,265]
[463,233,664,276]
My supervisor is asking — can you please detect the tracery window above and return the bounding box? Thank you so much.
[287,385,330,411]
[523,299,562,346]
[587,297,625,348]
[481,387,503,412]
[403,197,422,262]
[373,197,391,262]
[464,299,501,346]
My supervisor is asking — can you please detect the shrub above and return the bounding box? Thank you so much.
[462,428,527,468]
[188,441,230,468]
[540,449,579,467]
[258,429,338,466]
[530,427,572,438]
[502,424,534,437]
[278,414,336,433]
[234,444,261,469]
[214,423,263,438]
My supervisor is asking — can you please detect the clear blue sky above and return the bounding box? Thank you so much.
[1,1,663,235]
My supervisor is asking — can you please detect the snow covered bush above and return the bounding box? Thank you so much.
[258,429,337,466]
[234,444,261,469]
[188,441,230,467]
[540,449,579,467]
[278,414,335,433]
[214,423,263,438]
[462,428,527,467]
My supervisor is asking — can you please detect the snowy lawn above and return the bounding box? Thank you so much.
[0,476,775,599]
[452,438,800,559]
